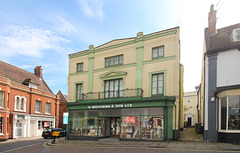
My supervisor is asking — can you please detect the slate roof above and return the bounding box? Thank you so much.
[0,60,53,93]
[205,23,240,53]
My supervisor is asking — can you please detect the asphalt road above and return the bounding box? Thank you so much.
[1,138,239,153]
[0,137,49,153]
[4,143,235,153]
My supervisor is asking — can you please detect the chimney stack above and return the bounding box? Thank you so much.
[34,66,43,79]
[208,4,217,35]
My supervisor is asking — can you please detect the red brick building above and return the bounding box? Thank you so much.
[57,90,68,130]
[0,61,59,140]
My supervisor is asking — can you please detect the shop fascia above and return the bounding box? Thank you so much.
[88,103,133,109]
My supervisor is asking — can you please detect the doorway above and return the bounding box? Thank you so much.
[187,117,192,127]
[15,122,23,137]
[110,117,120,137]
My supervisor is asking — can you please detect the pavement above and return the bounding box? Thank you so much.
[46,137,240,152]
[179,127,204,141]
[0,136,43,144]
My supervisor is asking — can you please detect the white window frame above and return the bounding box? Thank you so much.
[152,73,164,96]
[0,91,4,108]
[35,101,42,113]
[29,83,37,89]
[45,102,51,114]
[219,95,240,132]
[231,28,240,42]
[14,95,26,112]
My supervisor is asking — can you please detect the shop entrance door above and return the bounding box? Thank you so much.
[110,117,120,137]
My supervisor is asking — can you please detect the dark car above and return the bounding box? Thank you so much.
[42,128,67,139]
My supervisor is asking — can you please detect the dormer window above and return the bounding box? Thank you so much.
[29,83,37,89]
[231,29,240,42]
[23,79,38,89]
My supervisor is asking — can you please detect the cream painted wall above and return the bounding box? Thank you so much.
[68,28,180,105]
[94,43,137,70]
[183,91,198,126]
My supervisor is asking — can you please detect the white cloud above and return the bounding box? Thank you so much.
[0,25,68,58]
[77,0,105,20]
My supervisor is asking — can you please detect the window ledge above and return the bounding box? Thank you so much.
[35,112,42,114]
[0,107,5,109]
[105,64,124,68]
[0,133,4,136]
[218,130,240,133]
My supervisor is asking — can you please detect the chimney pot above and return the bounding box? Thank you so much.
[34,66,43,79]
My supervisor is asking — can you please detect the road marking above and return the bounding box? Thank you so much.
[43,143,240,153]
[1,142,43,153]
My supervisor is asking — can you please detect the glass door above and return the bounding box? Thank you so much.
[110,118,120,136]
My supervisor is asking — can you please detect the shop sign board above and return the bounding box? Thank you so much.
[44,122,48,127]
[88,103,133,109]
[125,117,136,123]
[63,112,68,124]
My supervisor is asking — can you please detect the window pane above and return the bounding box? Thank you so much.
[0,92,4,107]
[119,79,123,97]
[36,101,41,112]
[16,97,20,110]
[119,55,123,64]
[46,103,51,114]
[114,80,119,97]
[114,56,118,65]
[20,98,24,111]
[110,81,114,98]
[152,48,158,58]
[76,84,83,100]
[152,75,157,94]
[158,87,163,94]
[221,98,227,130]
[80,63,83,71]
[158,46,164,57]
[121,116,140,139]
[110,58,114,66]
[105,58,109,66]
[82,117,98,137]
[141,116,164,140]
[105,81,109,98]
[228,96,240,130]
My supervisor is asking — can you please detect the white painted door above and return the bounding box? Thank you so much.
[15,122,23,137]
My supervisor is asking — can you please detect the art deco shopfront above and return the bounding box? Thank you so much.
[66,93,176,141]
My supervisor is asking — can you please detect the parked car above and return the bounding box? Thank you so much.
[42,128,67,139]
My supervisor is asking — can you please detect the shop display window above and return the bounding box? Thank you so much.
[121,116,140,139]
[141,116,164,140]
[71,116,82,135]
[98,118,105,136]
[82,117,98,136]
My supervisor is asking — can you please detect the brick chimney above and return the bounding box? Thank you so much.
[34,66,43,79]
[208,4,217,35]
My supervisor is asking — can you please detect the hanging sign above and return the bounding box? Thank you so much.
[63,112,69,124]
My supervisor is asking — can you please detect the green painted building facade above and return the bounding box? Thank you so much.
[67,27,183,141]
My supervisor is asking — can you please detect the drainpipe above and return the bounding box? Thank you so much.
[178,37,182,131]
[174,104,177,140]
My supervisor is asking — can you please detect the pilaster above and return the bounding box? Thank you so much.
[135,32,144,89]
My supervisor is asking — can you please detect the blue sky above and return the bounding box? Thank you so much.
[0,0,239,95]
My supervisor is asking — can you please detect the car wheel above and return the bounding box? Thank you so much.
[44,137,47,139]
